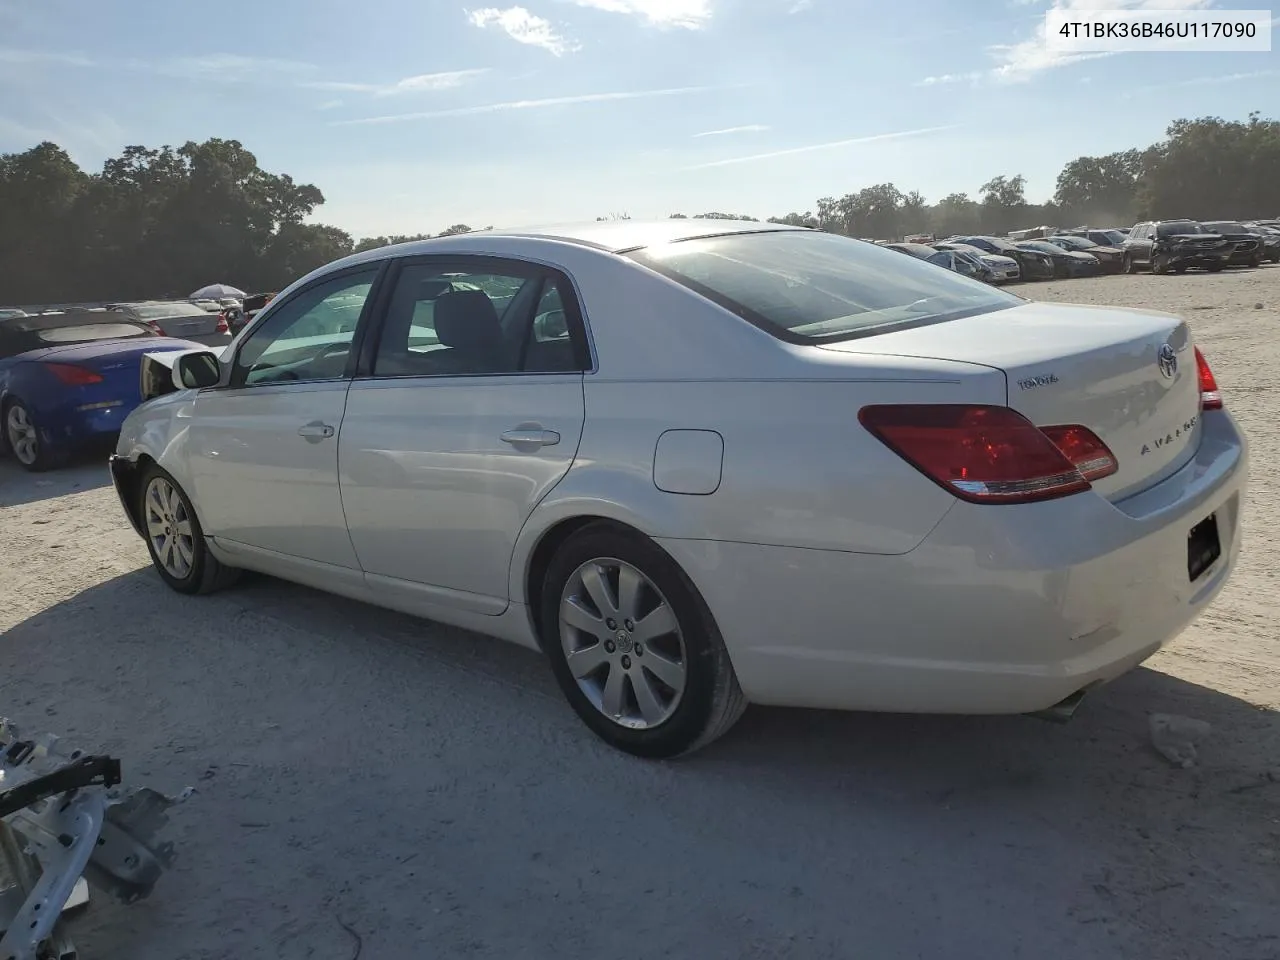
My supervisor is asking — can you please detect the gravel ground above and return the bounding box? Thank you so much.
[1,268,1277,960]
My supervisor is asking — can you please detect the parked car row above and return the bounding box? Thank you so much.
[887,217,1279,281]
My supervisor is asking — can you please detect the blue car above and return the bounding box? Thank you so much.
[1,312,204,471]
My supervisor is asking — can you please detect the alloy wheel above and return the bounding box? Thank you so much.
[5,405,38,466]
[144,476,196,580]
[558,558,688,730]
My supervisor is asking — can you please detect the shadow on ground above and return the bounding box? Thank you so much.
[0,455,112,509]
[2,570,1277,960]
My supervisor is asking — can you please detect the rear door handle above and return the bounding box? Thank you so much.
[500,426,560,448]
[298,421,335,441]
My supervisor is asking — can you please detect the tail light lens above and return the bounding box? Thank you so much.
[44,362,104,386]
[1039,425,1119,481]
[858,404,1112,505]
[145,321,167,336]
[1194,347,1222,410]
[215,313,229,334]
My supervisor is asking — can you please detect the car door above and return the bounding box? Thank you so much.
[1126,223,1152,265]
[186,265,384,569]
[339,256,590,615]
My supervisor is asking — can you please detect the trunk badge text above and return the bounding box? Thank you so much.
[1017,373,1059,391]
[1141,415,1197,456]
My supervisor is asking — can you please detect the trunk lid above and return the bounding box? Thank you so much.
[819,301,1203,500]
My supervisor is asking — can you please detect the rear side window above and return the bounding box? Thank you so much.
[626,230,1020,344]
[370,261,589,378]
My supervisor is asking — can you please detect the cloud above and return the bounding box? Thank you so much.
[565,0,712,28]
[301,69,489,97]
[788,0,813,12]
[685,125,959,170]
[693,124,769,137]
[0,47,93,67]
[990,0,1214,81]
[467,7,579,55]
[1123,68,1277,97]
[920,0,1217,86]
[148,54,317,80]
[331,84,726,126]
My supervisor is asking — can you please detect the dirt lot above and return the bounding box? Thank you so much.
[1,268,1277,960]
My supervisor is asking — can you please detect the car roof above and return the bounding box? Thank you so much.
[364,219,806,257]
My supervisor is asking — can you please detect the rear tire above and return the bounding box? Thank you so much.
[138,465,240,595]
[2,400,67,472]
[539,522,746,758]
[1122,253,1137,275]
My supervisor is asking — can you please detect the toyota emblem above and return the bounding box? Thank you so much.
[1157,343,1178,379]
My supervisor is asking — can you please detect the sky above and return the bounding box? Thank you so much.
[0,0,1277,238]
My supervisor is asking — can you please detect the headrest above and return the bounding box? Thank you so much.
[433,290,501,351]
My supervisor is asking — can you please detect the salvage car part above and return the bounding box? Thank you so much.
[0,718,185,960]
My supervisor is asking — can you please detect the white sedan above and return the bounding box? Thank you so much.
[109,219,1249,758]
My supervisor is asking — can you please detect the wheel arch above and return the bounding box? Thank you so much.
[522,514,642,652]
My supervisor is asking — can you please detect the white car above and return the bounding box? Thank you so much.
[109,220,1249,758]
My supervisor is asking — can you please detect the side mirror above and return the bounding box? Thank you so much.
[173,351,222,390]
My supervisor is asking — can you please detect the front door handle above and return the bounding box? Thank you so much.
[298,421,335,441]
[500,425,560,448]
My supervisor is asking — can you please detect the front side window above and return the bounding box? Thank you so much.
[627,230,1019,343]
[371,262,587,377]
[233,269,378,387]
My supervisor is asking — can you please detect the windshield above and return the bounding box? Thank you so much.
[626,230,1020,343]
[1020,241,1063,255]
[1050,236,1094,250]
[1156,221,1206,238]
[129,302,208,319]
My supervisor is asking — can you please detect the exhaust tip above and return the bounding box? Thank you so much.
[1027,687,1089,724]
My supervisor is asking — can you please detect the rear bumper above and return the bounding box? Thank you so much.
[660,409,1249,715]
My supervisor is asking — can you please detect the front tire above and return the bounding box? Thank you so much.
[138,465,239,595]
[1123,253,1137,274]
[3,400,66,472]
[539,523,746,758]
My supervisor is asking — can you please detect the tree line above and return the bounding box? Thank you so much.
[2,112,1277,305]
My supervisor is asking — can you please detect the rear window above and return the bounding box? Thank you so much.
[37,322,153,344]
[627,230,1020,343]
[1156,221,1205,238]
[130,302,207,319]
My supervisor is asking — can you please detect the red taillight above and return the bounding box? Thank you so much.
[145,321,167,336]
[215,313,229,334]
[1039,424,1119,482]
[44,362,104,386]
[1195,346,1222,410]
[858,404,1096,505]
